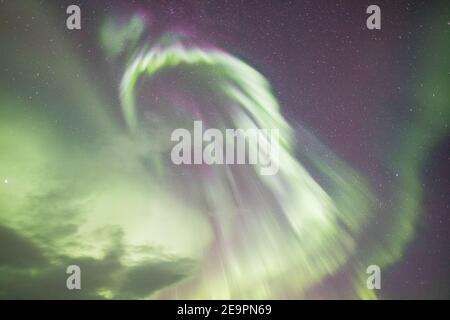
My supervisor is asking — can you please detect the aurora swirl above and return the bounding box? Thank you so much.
[0,0,448,299]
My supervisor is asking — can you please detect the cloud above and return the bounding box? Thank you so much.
[0,223,116,299]
[0,224,195,299]
[0,225,48,268]
[118,258,195,298]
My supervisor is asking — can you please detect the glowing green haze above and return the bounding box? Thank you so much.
[1,1,447,299]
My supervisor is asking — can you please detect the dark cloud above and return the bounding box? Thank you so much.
[0,224,120,299]
[118,258,195,298]
[0,224,195,299]
[0,225,48,268]
[0,258,115,299]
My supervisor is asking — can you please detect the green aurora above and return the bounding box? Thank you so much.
[0,1,448,299]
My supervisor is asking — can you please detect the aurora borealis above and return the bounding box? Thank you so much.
[0,1,449,299]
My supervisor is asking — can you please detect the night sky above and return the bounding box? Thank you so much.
[0,0,449,299]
